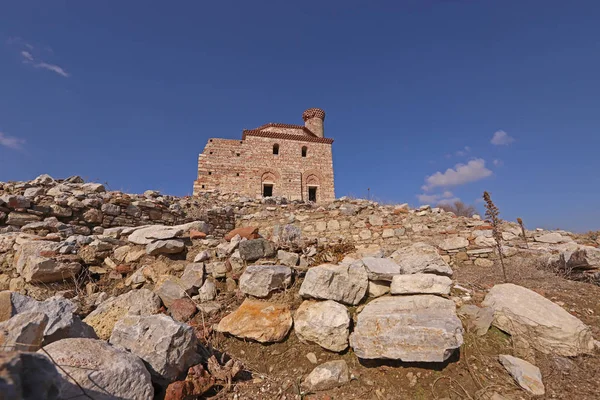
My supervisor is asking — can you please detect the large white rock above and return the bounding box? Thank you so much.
[499,355,545,395]
[145,239,185,255]
[40,338,154,400]
[180,263,205,295]
[110,314,202,384]
[83,289,162,340]
[294,300,350,352]
[360,257,402,281]
[390,274,452,295]
[389,242,453,276]
[239,265,292,298]
[482,283,594,356]
[438,237,469,251]
[350,295,463,361]
[127,225,184,245]
[154,275,188,308]
[299,263,368,305]
[301,360,349,392]
[14,241,81,283]
[534,232,572,244]
[0,312,48,351]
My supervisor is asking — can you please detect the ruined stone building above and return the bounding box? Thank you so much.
[193,108,335,202]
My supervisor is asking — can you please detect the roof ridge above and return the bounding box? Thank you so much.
[242,129,333,144]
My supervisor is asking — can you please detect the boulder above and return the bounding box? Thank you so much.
[224,226,260,241]
[360,257,402,281]
[238,238,276,262]
[239,265,292,298]
[0,312,48,351]
[41,338,154,400]
[180,263,205,295]
[350,295,463,362]
[390,273,452,295]
[216,299,292,343]
[294,300,350,352]
[154,275,188,308]
[14,241,81,283]
[438,237,469,251]
[128,225,184,245]
[277,250,299,267]
[499,355,545,396]
[83,289,162,340]
[301,360,349,392]
[146,239,185,255]
[389,242,453,276]
[482,284,594,356]
[299,263,368,305]
[110,314,202,384]
[0,352,61,400]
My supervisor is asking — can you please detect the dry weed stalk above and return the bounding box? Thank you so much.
[483,191,508,282]
[516,217,529,249]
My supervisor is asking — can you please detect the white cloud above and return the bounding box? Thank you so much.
[493,159,503,167]
[417,191,460,205]
[34,62,70,77]
[20,51,33,62]
[422,158,492,191]
[0,132,25,149]
[491,130,515,145]
[455,146,471,157]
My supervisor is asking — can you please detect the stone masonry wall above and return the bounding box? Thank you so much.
[194,135,335,202]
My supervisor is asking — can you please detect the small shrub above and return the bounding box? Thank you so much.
[438,201,477,217]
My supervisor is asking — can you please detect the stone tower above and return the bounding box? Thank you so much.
[193,108,335,202]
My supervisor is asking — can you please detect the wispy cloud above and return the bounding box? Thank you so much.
[0,131,26,150]
[491,130,515,146]
[455,146,471,157]
[14,40,70,78]
[493,159,503,167]
[422,158,492,191]
[417,191,460,205]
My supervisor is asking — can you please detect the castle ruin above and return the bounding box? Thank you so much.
[193,108,335,202]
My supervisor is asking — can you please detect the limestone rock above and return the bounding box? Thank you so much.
[439,237,469,251]
[0,352,61,400]
[458,304,494,336]
[41,338,154,399]
[239,265,292,298]
[350,295,463,361]
[169,298,198,322]
[193,279,217,302]
[301,360,349,392]
[390,273,452,295]
[224,226,260,241]
[153,275,187,308]
[110,314,202,384]
[146,239,185,255]
[482,283,594,356]
[128,225,184,245]
[238,238,276,261]
[474,258,494,267]
[294,300,350,352]
[360,257,402,281]
[390,242,453,276]
[499,355,545,395]
[83,289,162,340]
[14,241,81,283]
[277,250,299,267]
[0,312,48,351]
[299,263,368,305]
[534,232,572,244]
[216,299,292,343]
[368,280,390,298]
[180,263,205,295]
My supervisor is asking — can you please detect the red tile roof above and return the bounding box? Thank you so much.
[254,122,318,138]
[242,129,334,144]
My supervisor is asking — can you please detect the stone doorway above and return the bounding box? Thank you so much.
[263,184,273,197]
[308,186,317,202]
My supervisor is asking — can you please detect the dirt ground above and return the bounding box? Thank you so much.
[199,254,600,400]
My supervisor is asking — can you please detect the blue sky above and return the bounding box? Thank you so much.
[1,1,599,232]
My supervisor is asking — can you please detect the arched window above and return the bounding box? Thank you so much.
[301,146,307,157]
[273,144,279,155]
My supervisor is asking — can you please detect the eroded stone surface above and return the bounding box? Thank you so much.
[301,360,349,392]
[390,273,452,295]
[299,263,368,305]
[499,355,545,396]
[390,242,453,276]
[239,265,292,298]
[294,300,350,352]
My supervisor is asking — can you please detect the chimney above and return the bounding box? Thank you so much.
[302,108,325,138]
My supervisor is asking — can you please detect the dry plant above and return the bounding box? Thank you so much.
[516,217,529,249]
[438,200,477,217]
[483,191,508,282]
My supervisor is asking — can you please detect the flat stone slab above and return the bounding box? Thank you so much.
[239,265,292,298]
[499,355,545,396]
[216,299,292,343]
[350,295,463,362]
[389,242,453,276]
[438,237,469,251]
[482,283,594,356]
[360,257,402,281]
[390,273,452,295]
[294,300,350,352]
[301,360,349,392]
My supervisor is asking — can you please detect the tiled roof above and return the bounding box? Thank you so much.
[242,129,334,144]
[302,108,326,121]
[254,122,318,137]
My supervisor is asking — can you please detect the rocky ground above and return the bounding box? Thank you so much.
[0,175,599,400]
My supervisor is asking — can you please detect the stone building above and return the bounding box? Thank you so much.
[193,108,335,202]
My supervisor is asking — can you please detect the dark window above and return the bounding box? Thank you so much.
[236,153,240,157]
[273,144,279,155]
[263,184,273,197]
[236,173,240,176]
[201,185,205,189]
[208,171,212,175]
[302,146,307,157]
[209,151,213,154]
[308,187,317,202]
